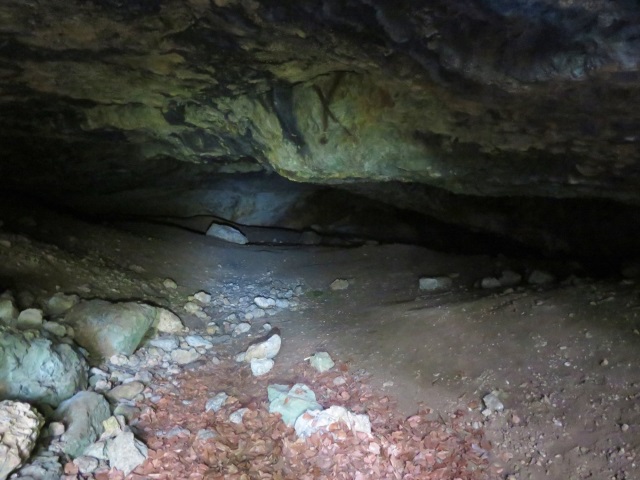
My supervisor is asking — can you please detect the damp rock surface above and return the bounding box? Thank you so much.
[0,327,88,407]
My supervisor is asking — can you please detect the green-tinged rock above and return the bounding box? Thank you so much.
[53,392,111,459]
[308,352,335,373]
[44,293,80,317]
[63,300,156,362]
[0,327,88,408]
[268,383,322,426]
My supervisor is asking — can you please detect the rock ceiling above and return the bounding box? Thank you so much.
[1,0,639,198]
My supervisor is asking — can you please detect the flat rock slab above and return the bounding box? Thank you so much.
[205,224,248,245]
[105,432,148,476]
[106,382,145,402]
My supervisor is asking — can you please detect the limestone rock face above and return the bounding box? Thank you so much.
[63,300,156,362]
[0,400,45,480]
[1,0,640,197]
[0,327,88,408]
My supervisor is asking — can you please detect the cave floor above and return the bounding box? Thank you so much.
[1,201,639,480]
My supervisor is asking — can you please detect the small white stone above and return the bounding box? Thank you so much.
[308,352,335,372]
[183,302,202,314]
[330,279,350,291]
[48,421,65,437]
[243,334,281,361]
[171,349,201,365]
[254,296,275,309]
[16,308,43,329]
[482,392,504,412]
[149,336,180,352]
[232,323,251,337]
[186,335,213,348]
[229,408,249,424]
[206,224,248,244]
[205,392,229,413]
[275,299,290,309]
[45,293,79,316]
[250,358,274,376]
[333,377,347,386]
[194,291,212,304]
[163,278,178,289]
[155,308,185,333]
[74,455,99,474]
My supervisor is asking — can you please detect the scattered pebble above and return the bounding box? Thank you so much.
[193,291,211,304]
[170,349,201,365]
[229,408,249,424]
[482,392,504,413]
[232,322,251,337]
[251,358,275,376]
[254,296,275,309]
[308,352,335,373]
[205,393,229,413]
[162,278,178,289]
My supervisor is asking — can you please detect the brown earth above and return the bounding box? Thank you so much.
[0,200,638,479]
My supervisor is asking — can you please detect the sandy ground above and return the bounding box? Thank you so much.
[0,199,639,479]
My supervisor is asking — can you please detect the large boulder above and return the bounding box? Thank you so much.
[63,300,156,361]
[0,327,88,408]
[52,392,111,459]
[0,401,45,480]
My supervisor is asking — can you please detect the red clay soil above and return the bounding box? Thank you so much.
[117,360,498,480]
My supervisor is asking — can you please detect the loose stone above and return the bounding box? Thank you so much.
[170,349,201,365]
[162,278,178,289]
[232,322,251,337]
[205,392,229,413]
[254,296,275,309]
[419,276,453,292]
[250,358,274,376]
[16,308,44,329]
[308,352,335,373]
[229,408,249,424]
[330,279,350,291]
[243,334,281,361]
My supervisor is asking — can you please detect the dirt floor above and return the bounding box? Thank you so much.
[1,199,639,480]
